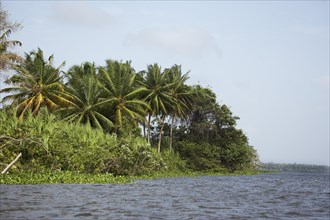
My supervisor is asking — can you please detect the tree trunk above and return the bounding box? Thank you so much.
[169,116,175,152]
[157,114,166,154]
[1,153,22,174]
[147,113,151,144]
[143,122,146,138]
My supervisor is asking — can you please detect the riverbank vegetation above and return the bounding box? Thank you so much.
[0,102,259,179]
[0,5,259,184]
[1,169,267,184]
[0,171,132,184]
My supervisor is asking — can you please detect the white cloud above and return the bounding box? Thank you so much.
[124,27,221,58]
[288,25,329,35]
[51,2,119,27]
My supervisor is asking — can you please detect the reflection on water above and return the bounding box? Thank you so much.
[1,172,329,219]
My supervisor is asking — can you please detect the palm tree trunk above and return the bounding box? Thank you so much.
[147,113,151,144]
[143,121,146,138]
[169,116,174,152]
[157,114,166,154]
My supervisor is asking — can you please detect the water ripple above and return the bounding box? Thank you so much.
[1,172,329,219]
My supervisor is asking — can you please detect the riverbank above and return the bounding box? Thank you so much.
[0,169,271,184]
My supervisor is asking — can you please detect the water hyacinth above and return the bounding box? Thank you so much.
[0,171,131,184]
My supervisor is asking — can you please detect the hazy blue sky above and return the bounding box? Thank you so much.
[2,1,329,165]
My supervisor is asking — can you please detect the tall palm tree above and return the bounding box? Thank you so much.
[58,62,114,131]
[139,63,174,153]
[99,60,148,133]
[166,65,192,152]
[0,48,72,119]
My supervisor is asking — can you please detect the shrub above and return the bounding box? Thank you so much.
[174,141,222,171]
[102,136,165,176]
[0,109,165,176]
[220,143,259,172]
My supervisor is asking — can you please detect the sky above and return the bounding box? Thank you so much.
[1,0,329,165]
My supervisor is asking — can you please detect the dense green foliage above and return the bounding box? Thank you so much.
[161,86,259,171]
[0,109,167,176]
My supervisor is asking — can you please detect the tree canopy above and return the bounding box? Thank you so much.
[1,49,73,119]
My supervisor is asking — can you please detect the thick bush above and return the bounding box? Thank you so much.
[174,140,258,172]
[174,141,222,171]
[0,109,165,176]
[102,136,165,176]
[220,143,259,172]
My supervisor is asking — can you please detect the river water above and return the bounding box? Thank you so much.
[1,172,329,219]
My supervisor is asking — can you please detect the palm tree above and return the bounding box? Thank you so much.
[166,65,193,152]
[0,29,22,72]
[0,3,22,73]
[98,60,148,133]
[139,63,175,153]
[65,61,97,85]
[0,48,73,119]
[58,62,114,131]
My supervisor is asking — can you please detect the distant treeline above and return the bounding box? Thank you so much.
[261,163,330,173]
